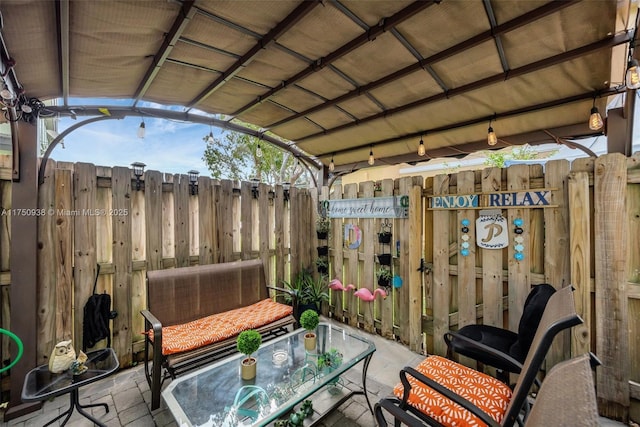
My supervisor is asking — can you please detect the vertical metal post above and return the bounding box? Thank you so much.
[4,120,41,421]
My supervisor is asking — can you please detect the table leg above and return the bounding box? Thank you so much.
[360,352,374,416]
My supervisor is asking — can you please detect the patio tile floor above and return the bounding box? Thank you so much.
[2,317,630,426]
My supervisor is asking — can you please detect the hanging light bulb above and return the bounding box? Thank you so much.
[256,143,263,158]
[417,135,426,156]
[487,119,497,146]
[329,154,335,172]
[589,99,604,131]
[137,119,146,139]
[626,58,640,89]
[368,146,375,166]
[205,124,214,143]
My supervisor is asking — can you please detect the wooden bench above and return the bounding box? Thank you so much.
[141,259,296,410]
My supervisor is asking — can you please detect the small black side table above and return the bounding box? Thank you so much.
[21,348,119,427]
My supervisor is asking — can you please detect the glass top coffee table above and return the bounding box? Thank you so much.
[162,323,376,426]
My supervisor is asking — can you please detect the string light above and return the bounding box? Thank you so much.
[329,154,335,172]
[256,142,263,158]
[137,118,146,139]
[417,135,426,156]
[588,98,604,131]
[205,123,214,143]
[626,58,640,89]
[368,146,375,166]
[487,118,497,146]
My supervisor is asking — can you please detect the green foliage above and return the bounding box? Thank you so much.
[282,269,328,306]
[376,266,393,281]
[317,348,343,370]
[484,145,545,168]
[236,330,261,357]
[316,216,331,233]
[299,309,319,331]
[202,126,308,185]
[274,400,313,427]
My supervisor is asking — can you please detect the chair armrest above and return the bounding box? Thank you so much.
[444,331,524,372]
[375,397,433,427]
[400,366,501,427]
[141,310,163,341]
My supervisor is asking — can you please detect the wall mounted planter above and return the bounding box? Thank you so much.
[377,254,392,265]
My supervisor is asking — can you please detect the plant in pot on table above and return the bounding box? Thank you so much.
[237,330,262,380]
[300,309,319,351]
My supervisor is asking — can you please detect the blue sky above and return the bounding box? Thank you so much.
[51,99,218,176]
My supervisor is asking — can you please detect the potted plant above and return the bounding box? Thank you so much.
[300,309,319,351]
[283,268,314,309]
[378,230,392,244]
[304,275,329,311]
[376,266,393,288]
[376,253,392,266]
[316,216,330,240]
[237,330,262,380]
[317,348,343,390]
[316,245,329,256]
[315,257,329,275]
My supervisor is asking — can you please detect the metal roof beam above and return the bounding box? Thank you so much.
[267,0,577,129]
[133,0,196,104]
[55,0,70,105]
[187,0,321,109]
[298,31,632,142]
[317,86,624,161]
[230,0,437,118]
[483,0,510,73]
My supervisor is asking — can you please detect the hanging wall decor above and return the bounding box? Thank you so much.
[476,209,508,249]
[344,224,362,249]
[513,218,525,260]
[460,219,471,257]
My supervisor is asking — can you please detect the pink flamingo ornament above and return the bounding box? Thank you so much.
[328,278,356,292]
[353,287,387,301]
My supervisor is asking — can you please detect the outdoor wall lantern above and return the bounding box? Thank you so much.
[188,170,200,195]
[131,162,146,191]
[251,178,260,199]
[283,182,291,202]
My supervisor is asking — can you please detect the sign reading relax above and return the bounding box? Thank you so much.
[429,189,554,210]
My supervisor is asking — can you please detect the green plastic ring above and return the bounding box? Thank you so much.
[0,328,24,373]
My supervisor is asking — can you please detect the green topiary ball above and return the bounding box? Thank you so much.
[300,309,319,331]
[237,330,262,356]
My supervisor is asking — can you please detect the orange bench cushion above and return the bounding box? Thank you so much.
[393,355,512,427]
[151,299,293,355]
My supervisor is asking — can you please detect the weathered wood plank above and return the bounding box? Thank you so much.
[173,174,190,267]
[330,184,344,321]
[544,160,571,369]
[480,167,503,328]
[240,181,252,261]
[360,181,375,333]
[594,154,629,419]
[343,184,359,327]
[506,164,530,331]
[198,177,214,264]
[218,180,234,262]
[162,176,175,261]
[145,171,163,272]
[379,179,394,338]
[54,169,73,341]
[568,171,591,357]
[289,187,301,275]
[258,183,270,284]
[432,174,450,356]
[73,163,97,348]
[112,167,133,367]
[274,185,285,288]
[396,178,412,345]
[628,178,640,388]
[408,184,423,353]
[37,159,56,364]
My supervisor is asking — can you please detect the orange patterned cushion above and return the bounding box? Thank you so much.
[150,299,293,355]
[393,356,512,427]
[220,299,294,330]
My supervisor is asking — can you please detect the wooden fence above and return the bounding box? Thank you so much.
[319,153,639,420]
[0,158,314,373]
[1,152,639,419]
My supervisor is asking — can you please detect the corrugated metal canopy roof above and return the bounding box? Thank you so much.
[0,0,635,172]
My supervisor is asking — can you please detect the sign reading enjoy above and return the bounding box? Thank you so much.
[328,196,409,219]
[429,189,554,210]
